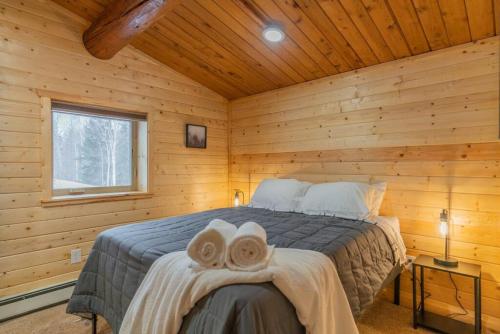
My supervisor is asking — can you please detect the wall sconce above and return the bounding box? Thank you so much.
[234,189,245,207]
[433,209,458,267]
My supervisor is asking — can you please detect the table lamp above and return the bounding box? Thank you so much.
[433,209,458,267]
[234,189,244,207]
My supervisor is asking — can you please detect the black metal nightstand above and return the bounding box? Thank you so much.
[412,255,481,334]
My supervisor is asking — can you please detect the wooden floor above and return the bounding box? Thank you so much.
[0,299,433,334]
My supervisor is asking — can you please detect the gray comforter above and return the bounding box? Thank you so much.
[67,207,399,333]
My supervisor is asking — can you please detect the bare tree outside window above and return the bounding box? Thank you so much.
[52,112,133,191]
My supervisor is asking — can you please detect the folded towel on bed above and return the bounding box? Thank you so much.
[120,248,359,334]
[226,221,274,271]
[187,219,237,268]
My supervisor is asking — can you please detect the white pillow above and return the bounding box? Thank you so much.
[297,182,373,219]
[370,182,387,216]
[249,179,311,212]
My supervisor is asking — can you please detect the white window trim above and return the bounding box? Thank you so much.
[40,96,152,207]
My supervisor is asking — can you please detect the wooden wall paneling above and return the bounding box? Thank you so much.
[0,0,228,298]
[227,9,500,112]
[0,178,41,194]
[0,10,228,108]
[0,271,82,298]
[1,206,170,242]
[39,97,51,202]
[230,142,500,163]
[0,242,94,274]
[2,0,499,327]
[0,255,89,289]
[231,90,497,130]
[0,51,226,110]
[229,58,499,122]
[386,0,430,54]
[0,196,159,224]
[0,100,41,119]
[231,100,498,144]
[0,3,81,42]
[229,36,500,331]
[0,40,223,104]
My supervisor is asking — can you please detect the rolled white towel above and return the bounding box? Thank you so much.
[187,219,237,269]
[226,221,274,271]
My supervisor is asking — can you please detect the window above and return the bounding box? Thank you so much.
[50,102,148,197]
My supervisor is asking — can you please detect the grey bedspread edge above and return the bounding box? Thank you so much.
[67,207,401,333]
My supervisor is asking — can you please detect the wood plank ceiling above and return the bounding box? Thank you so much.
[52,0,499,99]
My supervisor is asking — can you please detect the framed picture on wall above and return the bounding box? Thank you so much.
[186,124,207,148]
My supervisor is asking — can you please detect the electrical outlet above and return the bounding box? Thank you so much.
[70,249,82,264]
[405,255,416,272]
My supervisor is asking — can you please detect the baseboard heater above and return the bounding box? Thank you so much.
[0,281,76,323]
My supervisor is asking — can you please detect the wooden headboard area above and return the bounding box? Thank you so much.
[229,37,500,331]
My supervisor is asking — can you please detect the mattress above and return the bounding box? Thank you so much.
[67,207,400,333]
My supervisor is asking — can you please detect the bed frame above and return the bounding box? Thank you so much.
[394,273,401,305]
[89,273,401,334]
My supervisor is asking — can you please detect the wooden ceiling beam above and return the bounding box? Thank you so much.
[83,0,179,59]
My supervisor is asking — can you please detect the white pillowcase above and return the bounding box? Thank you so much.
[297,182,374,220]
[370,182,387,216]
[249,179,311,212]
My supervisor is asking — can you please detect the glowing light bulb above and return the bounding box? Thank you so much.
[234,191,240,207]
[439,209,449,236]
[439,221,448,236]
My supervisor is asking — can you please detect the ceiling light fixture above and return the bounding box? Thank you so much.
[263,25,285,42]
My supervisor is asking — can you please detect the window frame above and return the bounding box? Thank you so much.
[40,96,152,207]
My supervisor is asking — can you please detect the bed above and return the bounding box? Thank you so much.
[67,206,403,334]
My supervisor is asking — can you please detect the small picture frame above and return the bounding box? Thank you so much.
[186,124,207,148]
